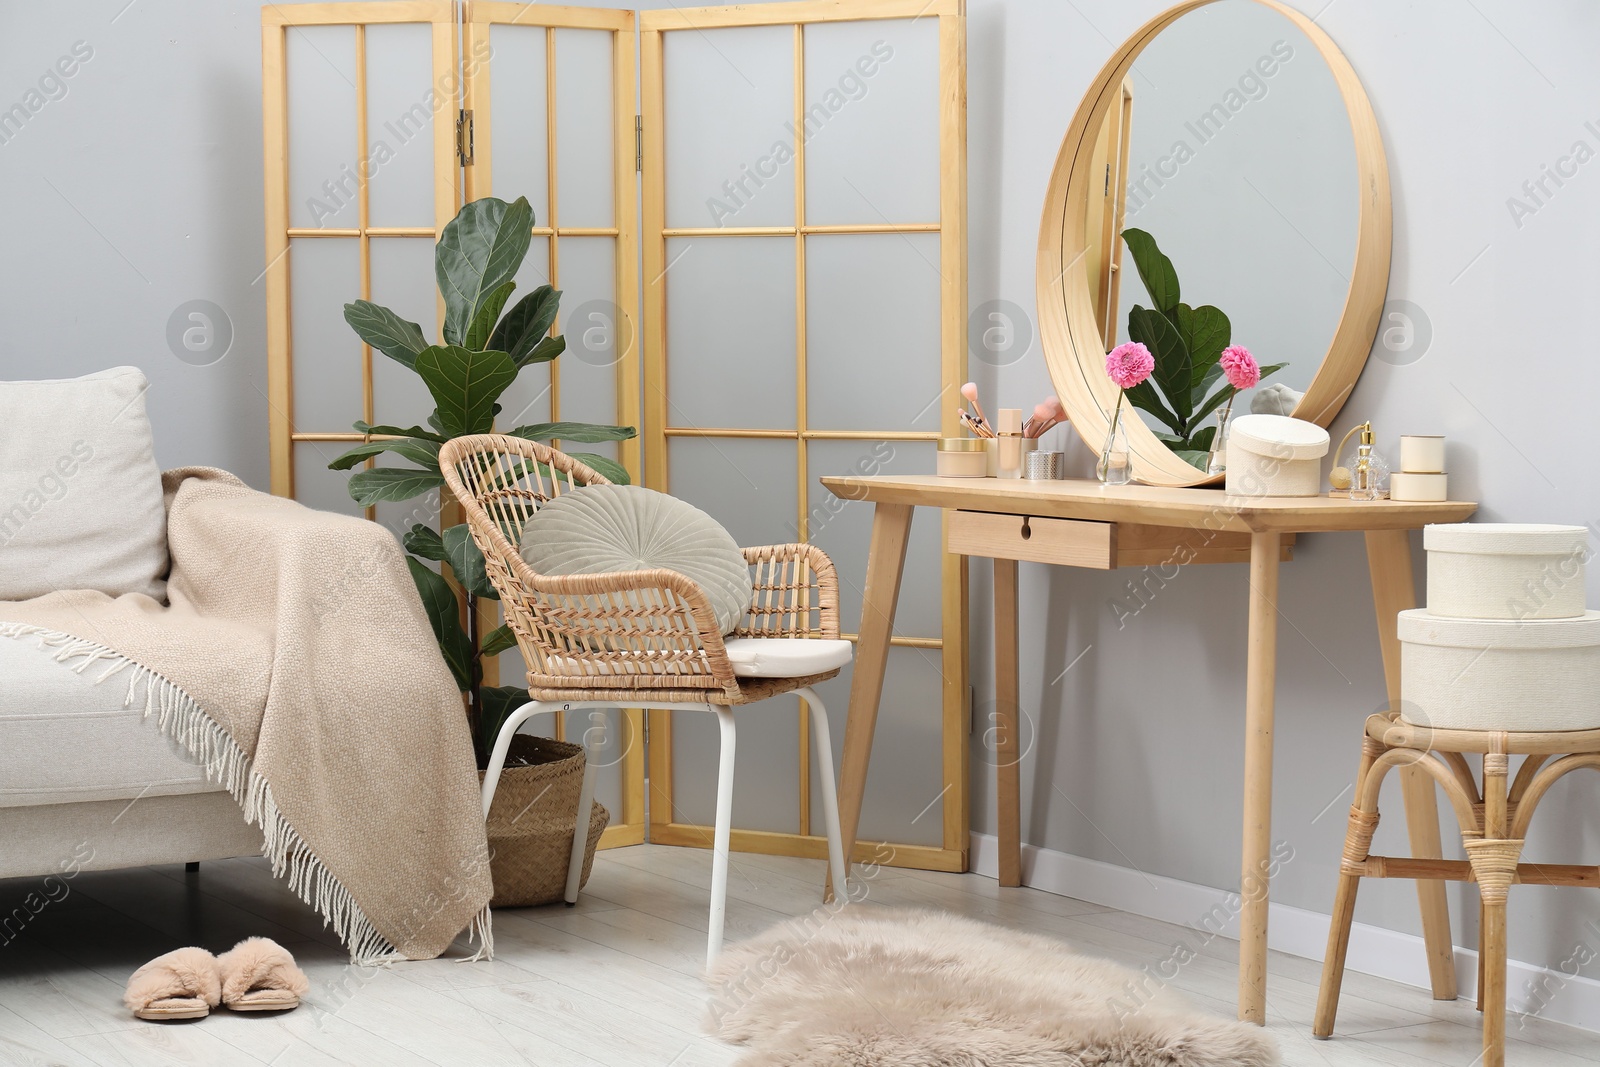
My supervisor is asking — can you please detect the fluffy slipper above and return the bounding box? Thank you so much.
[216,937,310,1012]
[124,947,222,1021]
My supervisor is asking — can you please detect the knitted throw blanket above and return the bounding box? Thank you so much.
[0,468,492,962]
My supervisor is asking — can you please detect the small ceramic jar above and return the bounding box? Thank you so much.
[936,438,988,478]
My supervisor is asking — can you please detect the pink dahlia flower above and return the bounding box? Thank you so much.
[1105,342,1154,390]
[1220,345,1260,390]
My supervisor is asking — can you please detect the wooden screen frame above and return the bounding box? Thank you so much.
[262,1,646,848]
[1036,0,1392,487]
[262,1,461,500]
[461,1,646,848]
[639,0,970,873]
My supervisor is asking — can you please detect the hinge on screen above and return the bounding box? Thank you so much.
[1105,162,1110,196]
[635,115,643,172]
[456,109,475,166]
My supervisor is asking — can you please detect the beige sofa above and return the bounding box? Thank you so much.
[0,632,260,881]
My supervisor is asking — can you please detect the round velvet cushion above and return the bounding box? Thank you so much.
[519,484,753,635]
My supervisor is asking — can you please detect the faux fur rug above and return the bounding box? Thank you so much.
[705,908,1278,1066]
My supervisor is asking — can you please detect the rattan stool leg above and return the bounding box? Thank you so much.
[1315,736,1385,1038]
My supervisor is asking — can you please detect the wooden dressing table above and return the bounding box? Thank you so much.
[819,473,1477,1022]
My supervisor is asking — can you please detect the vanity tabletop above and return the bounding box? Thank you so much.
[817,475,1478,534]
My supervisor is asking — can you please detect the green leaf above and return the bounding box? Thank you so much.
[1124,379,1184,434]
[489,285,562,365]
[1188,425,1216,453]
[353,420,447,444]
[1179,305,1231,398]
[1189,363,1289,429]
[479,686,531,754]
[406,557,473,691]
[403,524,448,562]
[347,466,446,506]
[327,437,441,472]
[568,452,629,485]
[413,345,520,438]
[505,421,638,444]
[516,334,566,368]
[1151,430,1183,445]
[343,300,428,369]
[436,196,535,346]
[464,280,516,352]
[1127,305,1193,424]
[1174,449,1210,471]
[443,524,498,601]
[1120,228,1179,315]
[480,625,519,659]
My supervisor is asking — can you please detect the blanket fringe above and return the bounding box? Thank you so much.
[1,623,490,965]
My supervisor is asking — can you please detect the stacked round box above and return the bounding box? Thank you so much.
[1399,524,1600,730]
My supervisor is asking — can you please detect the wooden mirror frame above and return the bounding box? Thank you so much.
[1036,0,1391,487]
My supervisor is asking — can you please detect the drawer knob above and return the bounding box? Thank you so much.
[1020,517,1032,540]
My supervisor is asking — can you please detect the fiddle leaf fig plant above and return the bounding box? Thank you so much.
[1119,227,1287,469]
[330,195,636,762]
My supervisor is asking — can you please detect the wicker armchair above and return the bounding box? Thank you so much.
[439,434,851,964]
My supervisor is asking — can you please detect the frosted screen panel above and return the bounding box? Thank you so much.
[294,443,362,517]
[288,27,358,230]
[365,23,436,228]
[810,650,944,848]
[488,25,550,224]
[803,19,939,226]
[554,29,614,228]
[498,236,553,429]
[289,238,362,432]
[805,439,942,641]
[671,698,799,834]
[805,233,942,432]
[664,237,795,430]
[552,238,620,462]
[369,237,439,429]
[666,438,798,551]
[664,26,795,229]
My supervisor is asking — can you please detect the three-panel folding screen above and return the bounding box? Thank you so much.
[262,0,970,873]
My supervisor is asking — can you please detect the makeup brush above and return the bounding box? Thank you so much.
[957,408,995,439]
[960,382,990,430]
[1026,395,1068,438]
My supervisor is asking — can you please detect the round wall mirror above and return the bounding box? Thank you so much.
[1037,0,1390,487]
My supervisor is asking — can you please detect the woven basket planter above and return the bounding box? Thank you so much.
[1399,609,1600,731]
[480,735,609,907]
[1424,523,1588,620]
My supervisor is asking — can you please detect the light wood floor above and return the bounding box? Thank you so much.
[0,843,1591,1065]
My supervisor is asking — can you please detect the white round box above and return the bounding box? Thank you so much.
[1425,523,1588,620]
[1400,435,1445,473]
[1390,471,1448,502]
[1399,609,1600,731]
[1224,415,1329,498]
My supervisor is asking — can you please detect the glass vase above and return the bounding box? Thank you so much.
[1097,405,1131,485]
[1207,406,1232,476]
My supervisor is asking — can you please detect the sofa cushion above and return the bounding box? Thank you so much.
[0,366,169,602]
[0,634,217,809]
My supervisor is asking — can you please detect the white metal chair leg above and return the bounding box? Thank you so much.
[482,700,556,819]
[564,711,602,905]
[797,687,849,898]
[707,705,737,968]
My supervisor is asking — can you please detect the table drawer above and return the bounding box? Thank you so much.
[945,510,1116,568]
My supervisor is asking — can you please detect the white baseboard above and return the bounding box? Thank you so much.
[969,832,1600,1034]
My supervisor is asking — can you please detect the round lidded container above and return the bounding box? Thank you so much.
[1224,415,1330,497]
[1399,608,1600,730]
[936,437,988,478]
[1424,523,1588,620]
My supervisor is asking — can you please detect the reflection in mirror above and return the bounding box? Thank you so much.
[1083,0,1357,470]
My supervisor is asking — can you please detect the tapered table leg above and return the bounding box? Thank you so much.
[1366,528,1458,1001]
[994,556,1021,887]
[829,501,913,900]
[1239,531,1282,1024]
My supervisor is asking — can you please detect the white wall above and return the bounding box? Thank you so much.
[5,0,1600,993]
